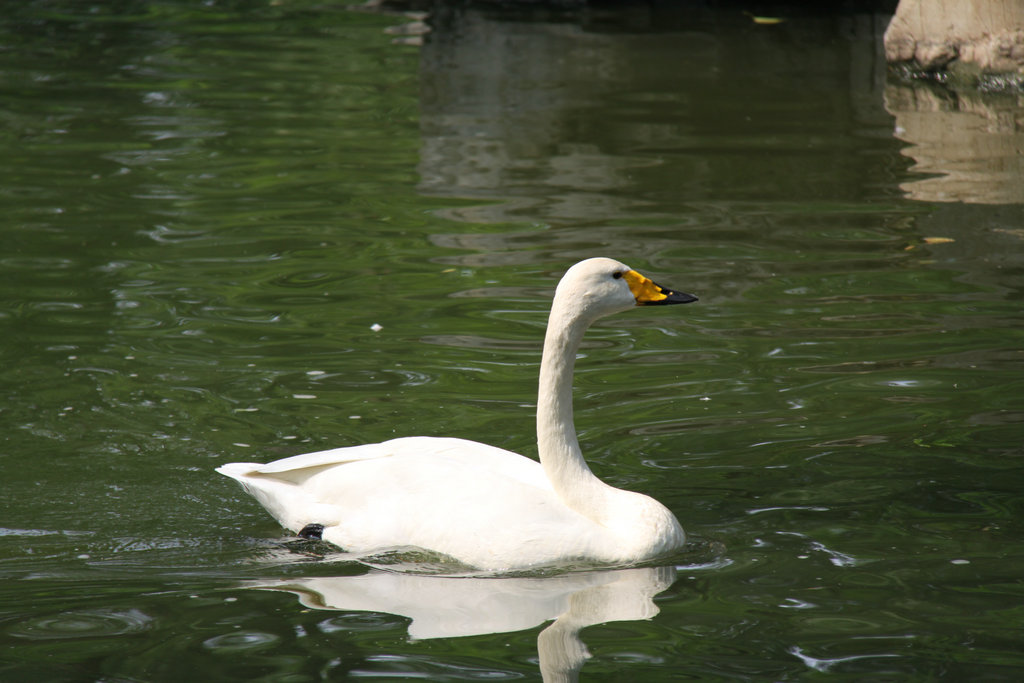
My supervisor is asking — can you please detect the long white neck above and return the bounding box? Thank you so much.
[536,297,616,523]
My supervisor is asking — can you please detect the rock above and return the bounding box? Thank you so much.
[884,0,1024,85]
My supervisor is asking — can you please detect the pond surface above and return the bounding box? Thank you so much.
[2,1,1024,680]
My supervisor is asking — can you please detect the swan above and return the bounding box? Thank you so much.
[217,257,698,571]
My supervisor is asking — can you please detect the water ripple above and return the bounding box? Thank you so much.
[202,630,280,652]
[8,608,154,640]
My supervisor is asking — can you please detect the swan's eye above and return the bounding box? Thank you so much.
[612,271,624,280]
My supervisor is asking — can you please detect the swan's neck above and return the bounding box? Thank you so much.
[536,301,615,522]
[535,293,686,559]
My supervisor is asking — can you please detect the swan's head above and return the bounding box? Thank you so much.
[555,258,698,320]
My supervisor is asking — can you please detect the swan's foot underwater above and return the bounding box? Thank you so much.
[298,523,324,540]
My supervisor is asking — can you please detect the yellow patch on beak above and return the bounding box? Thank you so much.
[623,269,668,304]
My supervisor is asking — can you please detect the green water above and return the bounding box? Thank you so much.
[3,2,1024,680]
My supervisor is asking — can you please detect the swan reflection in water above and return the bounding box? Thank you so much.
[246,564,677,681]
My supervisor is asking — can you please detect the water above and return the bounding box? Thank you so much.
[2,1,1023,680]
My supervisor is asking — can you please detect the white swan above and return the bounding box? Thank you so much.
[217,257,698,571]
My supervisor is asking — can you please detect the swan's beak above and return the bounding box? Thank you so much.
[624,270,699,306]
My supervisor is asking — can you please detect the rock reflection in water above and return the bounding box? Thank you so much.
[885,83,1024,204]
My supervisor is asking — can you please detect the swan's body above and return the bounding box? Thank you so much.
[217,258,697,571]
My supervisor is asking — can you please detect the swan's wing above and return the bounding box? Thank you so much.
[217,436,543,485]
[302,446,604,568]
[216,439,412,531]
[216,436,556,550]
[226,439,406,476]
[217,436,606,568]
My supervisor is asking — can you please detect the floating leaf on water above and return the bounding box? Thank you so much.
[745,12,784,25]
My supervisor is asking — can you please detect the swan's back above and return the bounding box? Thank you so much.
[218,436,548,490]
[217,436,611,568]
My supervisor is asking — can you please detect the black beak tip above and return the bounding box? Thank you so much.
[648,287,698,305]
[663,290,696,305]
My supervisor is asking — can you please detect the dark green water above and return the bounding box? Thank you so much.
[3,2,1024,680]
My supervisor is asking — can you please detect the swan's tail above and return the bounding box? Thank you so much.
[216,462,332,535]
